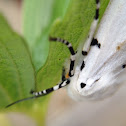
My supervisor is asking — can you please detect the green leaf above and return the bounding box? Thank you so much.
[0,0,110,126]
[23,0,71,71]
[36,0,110,91]
[0,14,35,109]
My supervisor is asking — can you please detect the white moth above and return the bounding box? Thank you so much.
[68,0,126,101]
[6,0,126,107]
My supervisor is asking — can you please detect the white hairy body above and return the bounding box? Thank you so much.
[68,0,126,101]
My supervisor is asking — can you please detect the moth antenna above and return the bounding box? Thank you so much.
[49,36,76,77]
[6,79,70,108]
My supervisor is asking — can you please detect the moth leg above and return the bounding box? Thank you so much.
[6,79,70,108]
[80,0,100,70]
[30,0,100,98]
[30,67,68,94]
[82,0,100,56]
[49,37,76,77]
[30,79,70,97]
[30,38,76,97]
[62,67,66,81]
[30,67,70,97]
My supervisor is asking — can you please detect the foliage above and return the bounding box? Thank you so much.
[0,0,110,125]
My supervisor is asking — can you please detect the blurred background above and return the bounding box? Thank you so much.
[0,0,22,33]
[1,0,126,126]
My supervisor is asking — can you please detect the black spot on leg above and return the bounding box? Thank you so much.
[98,43,101,48]
[30,89,35,94]
[69,60,75,77]
[95,9,99,20]
[91,38,101,48]
[91,38,98,46]
[80,83,86,88]
[66,79,70,84]
[59,82,64,88]
[95,0,100,20]
[49,36,57,41]
[80,61,85,71]
[96,0,99,4]
[122,64,126,68]
[69,47,75,55]
[66,42,69,45]
[62,68,66,81]
[46,88,54,94]
[82,51,88,56]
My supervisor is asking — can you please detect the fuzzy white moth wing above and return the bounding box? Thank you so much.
[84,0,126,79]
[68,0,126,101]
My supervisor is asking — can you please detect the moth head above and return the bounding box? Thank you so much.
[67,76,98,101]
[67,72,122,101]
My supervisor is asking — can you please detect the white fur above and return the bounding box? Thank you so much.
[68,0,126,101]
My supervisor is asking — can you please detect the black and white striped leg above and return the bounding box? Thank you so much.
[82,0,100,55]
[49,37,76,77]
[62,67,66,81]
[31,79,70,97]
[30,67,67,95]
[80,0,100,71]
[6,79,70,108]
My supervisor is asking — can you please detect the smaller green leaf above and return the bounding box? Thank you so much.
[32,29,49,71]
[23,0,71,71]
